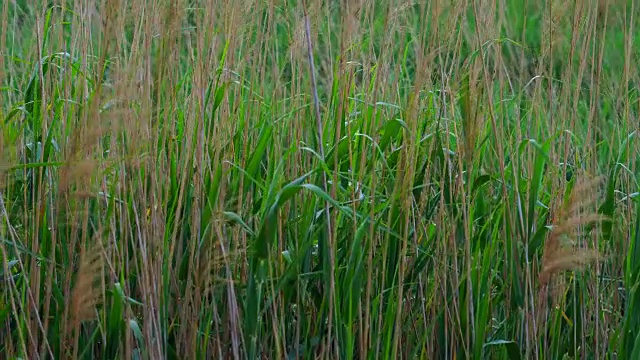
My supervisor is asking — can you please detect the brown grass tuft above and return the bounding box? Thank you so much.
[537,175,608,318]
[70,240,104,327]
[541,0,572,61]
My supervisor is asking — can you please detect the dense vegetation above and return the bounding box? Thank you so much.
[1,0,639,359]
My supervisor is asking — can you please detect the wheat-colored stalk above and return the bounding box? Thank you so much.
[63,238,105,358]
[537,176,608,326]
[69,240,104,328]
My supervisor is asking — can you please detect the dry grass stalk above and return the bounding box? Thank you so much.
[538,176,608,317]
[541,0,572,62]
[70,240,105,327]
[460,55,484,166]
[0,157,9,189]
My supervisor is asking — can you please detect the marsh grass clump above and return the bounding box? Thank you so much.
[1,0,639,359]
[67,238,106,360]
[537,176,607,316]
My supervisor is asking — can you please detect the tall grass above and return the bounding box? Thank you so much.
[1,0,639,359]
